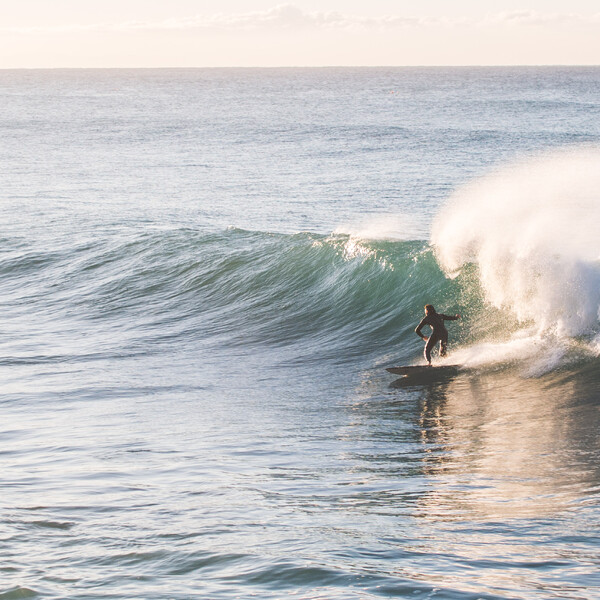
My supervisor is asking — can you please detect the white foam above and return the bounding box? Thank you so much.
[450,332,570,376]
[433,146,600,371]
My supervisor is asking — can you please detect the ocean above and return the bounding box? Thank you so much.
[1,67,600,599]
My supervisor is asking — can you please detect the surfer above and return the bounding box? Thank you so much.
[415,304,460,366]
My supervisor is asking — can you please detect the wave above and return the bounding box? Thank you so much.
[87,228,454,363]
[2,224,459,365]
[3,148,599,375]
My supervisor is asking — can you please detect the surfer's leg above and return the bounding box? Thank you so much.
[439,332,449,357]
[424,336,437,364]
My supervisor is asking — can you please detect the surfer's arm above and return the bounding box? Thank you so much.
[440,314,460,321]
[415,318,428,339]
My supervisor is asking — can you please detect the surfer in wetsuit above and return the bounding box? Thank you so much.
[415,304,460,366]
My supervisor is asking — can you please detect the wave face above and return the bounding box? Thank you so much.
[3,226,458,366]
[432,147,600,374]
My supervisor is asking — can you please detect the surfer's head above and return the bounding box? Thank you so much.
[424,304,436,314]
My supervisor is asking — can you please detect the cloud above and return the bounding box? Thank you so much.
[490,10,588,26]
[116,5,440,33]
[109,6,600,32]
[3,5,599,35]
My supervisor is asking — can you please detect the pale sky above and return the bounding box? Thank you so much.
[1,1,599,67]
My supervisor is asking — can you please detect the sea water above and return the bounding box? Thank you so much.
[1,68,600,599]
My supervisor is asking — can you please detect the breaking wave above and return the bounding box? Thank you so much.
[3,148,599,376]
[432,146,600,375]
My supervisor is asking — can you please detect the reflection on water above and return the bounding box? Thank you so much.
[398,369,600,520]
[330,368,600,598]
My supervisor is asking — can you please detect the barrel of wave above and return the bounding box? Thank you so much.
[431,147,600,368]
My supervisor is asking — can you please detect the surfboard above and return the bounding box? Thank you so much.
[386,365,460,376]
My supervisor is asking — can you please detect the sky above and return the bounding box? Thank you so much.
[1,1,599,68]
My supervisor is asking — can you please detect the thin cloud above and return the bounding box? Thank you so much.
[117,5,440,32]
[2,5,598,35]
[491,10,588,26]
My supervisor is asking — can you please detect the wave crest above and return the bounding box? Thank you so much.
[433,147,600,338]
[432,147,600,373]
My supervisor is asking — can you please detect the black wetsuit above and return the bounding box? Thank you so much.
[415,312,459,363]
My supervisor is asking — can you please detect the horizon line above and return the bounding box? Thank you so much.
[1,64,600,70]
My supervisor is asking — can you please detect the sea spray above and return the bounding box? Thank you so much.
[432,146,600,372]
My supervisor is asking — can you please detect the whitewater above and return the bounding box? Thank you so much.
[433,147,600,376]
[1,68,600,600]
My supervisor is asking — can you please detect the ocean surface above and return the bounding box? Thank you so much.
[1,67,600,599]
